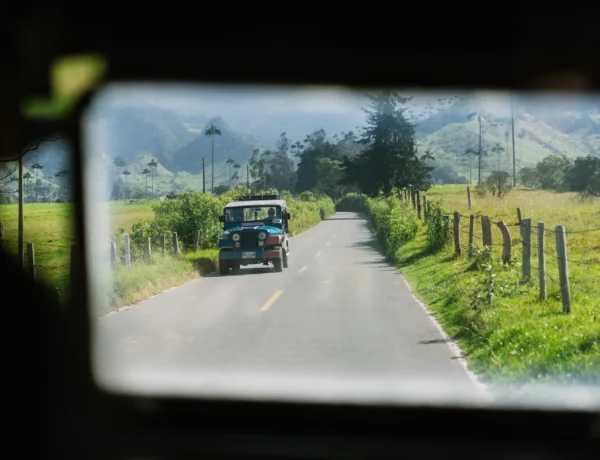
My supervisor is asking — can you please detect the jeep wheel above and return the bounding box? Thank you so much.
[282,251,288,268]
[219,260,229,275]
[231,261,241,273]
[273,257,283,272]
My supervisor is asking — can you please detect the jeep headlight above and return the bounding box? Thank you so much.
[258,231,267,240]
[231,233,240,241]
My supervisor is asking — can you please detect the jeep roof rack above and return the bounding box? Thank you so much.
[233,194,280,201]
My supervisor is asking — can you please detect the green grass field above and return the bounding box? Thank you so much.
[397,185,600,385]
[0,200,155,299]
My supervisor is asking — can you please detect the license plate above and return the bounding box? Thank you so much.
[242,251,255,259]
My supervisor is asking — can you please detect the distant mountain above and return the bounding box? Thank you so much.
[414,93,600,177]
[167,116,258,174]
[101,105,197,164]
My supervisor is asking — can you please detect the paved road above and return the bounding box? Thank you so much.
[94,212,489,404]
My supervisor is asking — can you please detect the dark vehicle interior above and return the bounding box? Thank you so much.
[3,6,600,460]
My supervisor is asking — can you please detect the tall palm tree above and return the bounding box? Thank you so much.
[226,158,235,188]
[54,169,69,201]
[233,163,241,187]
[204,123,222,194]
[23,171,33,202]
[147,158,158,198]
[292,141,304,158]
[113,156,126,176]
[463,148,476,184]
[30,163,43,202]
[142,168,151,197]
[491,142,505,172]
[122,170,131,198]
[420,149,435,168]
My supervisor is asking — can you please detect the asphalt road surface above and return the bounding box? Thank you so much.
[94,212,489,404]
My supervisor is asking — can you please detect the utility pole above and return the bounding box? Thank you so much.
[211,139,214,194]
[478,114,483,184]
[246,163,249,188]
[202,157,205,193]
[511,94,517,186]
[18,154,24,267]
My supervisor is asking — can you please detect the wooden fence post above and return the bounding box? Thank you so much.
[453,212,461,256]
[411,189,416,211]
[124,234,131,266]
[496,220,512,264]
[172,232,180,256]
[110,240,116,269]
[147,237,152,262]
[161,234,166,255]
[555,225,571,313]
[522,218,531,282]
[468,215,475,257]
[516,207,523,239]
[443,215,450,242]
[26,242,35,279]
[467,186,472,209]
[423,195,427,223]
[481,216,492,247]
[0,222,4,249]
[416,191,422,220]
[195,229,201,251]
[538,222,546,301]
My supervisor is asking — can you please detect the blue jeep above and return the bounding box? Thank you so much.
[218,194,291,275]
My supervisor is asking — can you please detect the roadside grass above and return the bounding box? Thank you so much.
[109,249,218,310]
[337,187,600,386]
[1,194,335,311]
[0,200,154,298]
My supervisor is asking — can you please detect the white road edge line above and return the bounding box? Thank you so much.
[362,213,491,399]
[399,275,492,400]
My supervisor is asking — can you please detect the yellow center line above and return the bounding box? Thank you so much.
[316,251,322,258]
[260,290,284,312]
[299,266,308,273]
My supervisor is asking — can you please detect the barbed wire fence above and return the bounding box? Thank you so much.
[397,186,600,315]
[0,222,220,285]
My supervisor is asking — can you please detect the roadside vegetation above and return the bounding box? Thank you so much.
[337,187,600,385]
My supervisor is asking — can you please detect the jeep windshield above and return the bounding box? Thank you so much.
[225,206,282,223]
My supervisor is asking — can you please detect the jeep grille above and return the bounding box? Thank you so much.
[240,231,259,250]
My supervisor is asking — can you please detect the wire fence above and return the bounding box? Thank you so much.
[395,187,600,315]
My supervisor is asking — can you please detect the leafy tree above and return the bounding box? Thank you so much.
[315,158,346,199]
[564,155,600,197]
[295,129,339,193]
[485,171,512,197]
[421,149,435,168]
[519,166,539,188]
[342,91,431,196]
[535,155,572,190]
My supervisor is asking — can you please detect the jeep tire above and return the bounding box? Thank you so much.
[273,257,283,272]
[231,261,241,273]
[219,260,229,275]
[282,250,288,268]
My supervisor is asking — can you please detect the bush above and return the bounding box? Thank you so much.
[425,199,449,253]
[335,193,368,212]
[129,186,335,250]
[368,197,419,257]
